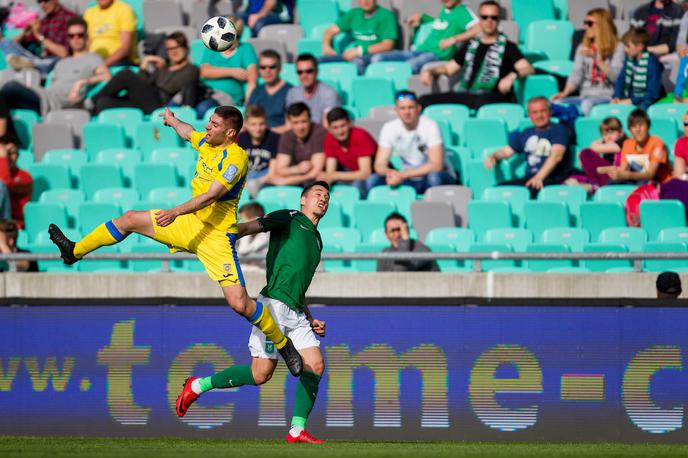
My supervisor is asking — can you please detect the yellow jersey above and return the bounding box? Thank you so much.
[189,131,248,233]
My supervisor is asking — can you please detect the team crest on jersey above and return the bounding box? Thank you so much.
[223,164,238,182]
[265,341,275,353]
[224,263,231,272]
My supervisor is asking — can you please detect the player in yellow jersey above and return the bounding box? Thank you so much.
[48,106,304,376]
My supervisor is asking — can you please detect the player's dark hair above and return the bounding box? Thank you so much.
[286,102,311,119]
[66,16,88,31]
[239,202,265,218]
[0,133,19,146]
[166,31,188,50]
[295,53,318,68]
[628,108,650,128]
[326,107,350,124]
[214,105,244,132]
[385,211,407,226]
[245,104,267,120]
[260,48,282,65]
[301,180,330,198]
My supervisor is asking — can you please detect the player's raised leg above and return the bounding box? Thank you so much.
[286,346,325,444]
[49,210,155,264]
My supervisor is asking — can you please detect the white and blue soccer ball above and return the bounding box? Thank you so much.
[200,16,237,52]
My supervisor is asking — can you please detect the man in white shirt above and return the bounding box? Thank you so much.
[367,90,452,194]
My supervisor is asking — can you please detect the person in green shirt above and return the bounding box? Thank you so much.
[370,0,480,73]
[175,181,331,444]
[320,0,398,74]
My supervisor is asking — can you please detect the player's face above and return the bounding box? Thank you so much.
[287,111,312,139]
[205,114,235,146]
[328,118,351,142]
[258,57,280,84]
[527,100,550,129]
[302,185,330,218]
[629,121,649,144]
[395,98,420,126]
[245,116,267,141]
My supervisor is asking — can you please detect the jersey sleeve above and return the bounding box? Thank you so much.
[335,10,353,32]
[213,149,248,192]
[258,209,296,232]
[189,131,205,151]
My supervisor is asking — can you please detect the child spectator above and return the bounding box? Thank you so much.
[235,202,269,271]
[237,104,280,198]
[674,111,688,181]
[612,28,664,111]
[571,117,627,189]
[0,134,32,229]
[0,219,38,272]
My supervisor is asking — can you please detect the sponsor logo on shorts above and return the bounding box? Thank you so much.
[265,342,275,353]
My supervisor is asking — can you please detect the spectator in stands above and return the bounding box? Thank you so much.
[88,31,199,115]
[677,8,688,58]
[612,28,664,110]
[246,49,291,133]
[673,111,688,180]
[0,99,17,141]
[0,17,110,115]
[272,102,327,186]
[603,109,672,184]
[0,134,32,230]
[370,0,480,73]
[377,212,439,272]
[551,8,625,116]
[569,117,627,190]
[320,0,398,74]
[631,0,683,58]
[318,107,376,197]
[286,54,340,126]
[238,104,281,198]
[236,202,269,271]
[485,96,572,197]
[0,219,37,272]
[199,16,257,107]
[418,0,533,110]
[238,0,292,37]
[83,0,138,67]
[0,0,77,74]
[656,271,682,299]
[369,90,452,194]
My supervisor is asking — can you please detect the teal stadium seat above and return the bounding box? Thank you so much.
[599,227,648,251]
[482,186,530,226]
[659,227,688,243]
[532,59,575,79]
[320,227,362,253]
[542,227,590,251]
[39,189,84,227]
[330,184,361,225]
[150,106,197,123]
[133,163,178,200]
[642,242,688,272]
[511,0,556,41]
[297,0,338,40]
[593,185,636,203]
[150,148,197,186]
[319,63,358,104]
[648,103,688,126]
[83,122,127,159]
[148,187,192,207]
[190,39,205,65]
[523,201,570,240]
[463,118,508,155]
[77,244,123,272]
[467,201,512,240]
[80,164,124,196]
[423,104,470,146]
[135,122,182,151]
[352,201,396,241]
[515,75,558,106]
[526,243,573,271]
[640,200,686,241]
[485,228,533,251]
[126,242,170,272]
[93,188,139,211]
[30,228,80,272]
[297,38,323,57]
[95,148,142,187]
[425,227,475,251]
[364,61,412,91]
[318,201,344,228]
[78,202,121,234]
[650,118,678,154]
[579,202,626,241]
[42,149,87,186]
[477,103,525,133]
[425,243,464,272]
[538,185,587,226]
[11,109,39,150]
[589,104,636,129]
[24,202,67,241]
[352,242,387,272]
[28,164,71,201]
[574,117,603,151]
[367,185,416,220]
[525,20,574,61]
[97,108,144,145]
[351,77,395,119]
[468,243,515,271]
[257,186,303,207]
[583,243,632,272]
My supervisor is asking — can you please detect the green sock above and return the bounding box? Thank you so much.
[208,365,256,390]
[291,371,321,428]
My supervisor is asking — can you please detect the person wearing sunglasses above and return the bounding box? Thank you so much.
[0,0,77,74]
[418,0,533,110]
[246,49,292,134]
[0,17,110,116]
[83,0,138,67]
[630,0,683,58]
[286,54,340,126]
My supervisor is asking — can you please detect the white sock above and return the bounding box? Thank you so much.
[289,426,304,438]
[190,379,203,395]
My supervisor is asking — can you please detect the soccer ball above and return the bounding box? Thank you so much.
[200,16,237,52]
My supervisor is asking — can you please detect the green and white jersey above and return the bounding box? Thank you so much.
[258,209,323,312]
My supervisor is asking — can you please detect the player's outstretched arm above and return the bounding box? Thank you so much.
[155,181,226,227]
[160,107,193,142]
[237,219,264,239]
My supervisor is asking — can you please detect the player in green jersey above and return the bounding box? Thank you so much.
[175,181,330,444]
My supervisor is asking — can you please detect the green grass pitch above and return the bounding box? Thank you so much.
[2,437,688,457]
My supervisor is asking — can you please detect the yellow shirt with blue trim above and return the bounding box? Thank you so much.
[189,131,248,233]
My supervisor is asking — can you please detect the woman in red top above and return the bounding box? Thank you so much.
[0,134,33,229]
[673,112,688,181]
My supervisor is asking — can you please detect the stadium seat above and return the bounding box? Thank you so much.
[76,244,124,272]
[444,147,470,182]
[424,243,463,272]
[28,238,77,272]
[150,106,197,123]
[320,227,362,254]
[640,200,686,241]
[463,118,508,154]
[150,148,197,187]
[78,202,121,234]
[424,185,471,228]
[318,201,344,228]
[647,103,688,126]
[482,186,531,227]
[642,242,688,272]
[256,200,283,214]
[39,189,84,227]
[45,109,90,148]
[279,63,298,86]
[364,62,413,91]
[11,109,39,150]
[532,59,575,79]
[133,163,178,200]
[257,186,303,207]
[467,243,515,271]
[190,38,205,65]
[368,185,416,220]
[297,38,323,57]
[93,187,140,211]
[28,163,71,201]
[148,187,192,207]
[32,122,75,162]
[538,185,587,226]
[41,149,87,186]
[24,202,67,241]
[514,75,559,106]
[599,227,648,251]
[477,103,525,133]
[95,149,142,187]
[485,228,533,251]
[352,201,396,242]
[525,243,573,272]
[574,117,603,152]
[583,243,632,272]
[143,0,183,33]
[368,105,398,122]
[658,227,688,243]
[425,227,476,251]
[330,184,361,225]
[523,201,570,240]
[579,202,626,241]
[511,0,556,41]
[135,122,182,152]
[297,0,338,40]
[350,77,395,120]
[411,201,455,241]
[351,242,387,272]
[83,122,127,159]
[423,104,470,146]
[319,62,358,103]
[542,227,590,252]
[124,241,169,272]
[589,104,636,128]
[466,160,497,203]
[593,184,637,203]
[79,164,124,196]
[467,201,512,240]
[525,20,574,61]
[97,108,145,146]
[650,118,678,153]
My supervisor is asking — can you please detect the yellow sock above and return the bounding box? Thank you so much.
[250,301,287,349]
[74,221,126,259]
